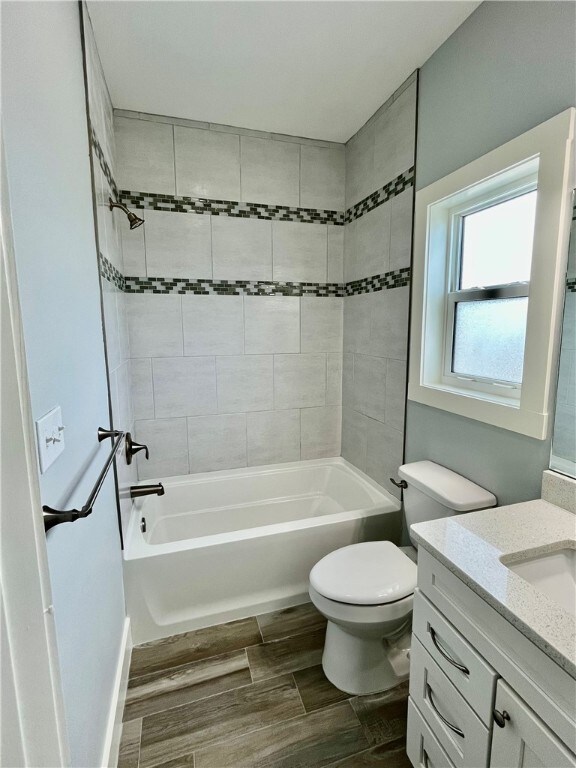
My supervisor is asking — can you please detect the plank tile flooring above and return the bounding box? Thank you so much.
[118,603,411,768]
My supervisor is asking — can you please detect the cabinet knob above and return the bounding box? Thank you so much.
[493,709,511,728]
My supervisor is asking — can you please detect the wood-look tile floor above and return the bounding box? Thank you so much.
[118,603,411,768]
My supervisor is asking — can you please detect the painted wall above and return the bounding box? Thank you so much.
[406,0,576,504]
[1,3,126,765]
[342,74,417,500]
[113,113,345,479]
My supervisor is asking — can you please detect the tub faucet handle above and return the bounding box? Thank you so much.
[125,432,149,464]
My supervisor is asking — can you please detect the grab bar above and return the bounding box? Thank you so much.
[42,428,125,532]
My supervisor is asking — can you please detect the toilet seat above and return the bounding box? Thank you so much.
[310,541,417,606]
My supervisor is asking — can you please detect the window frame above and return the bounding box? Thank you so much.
[441,176,537,396]
[408,108,575,440]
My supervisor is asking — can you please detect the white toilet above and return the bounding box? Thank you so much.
[309,460,497,696]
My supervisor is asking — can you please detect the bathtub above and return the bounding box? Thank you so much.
[123,457,401,644]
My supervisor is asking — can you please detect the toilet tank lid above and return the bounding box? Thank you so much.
[398,461,497,512]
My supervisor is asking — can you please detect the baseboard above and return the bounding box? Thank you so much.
[101,617,132,768]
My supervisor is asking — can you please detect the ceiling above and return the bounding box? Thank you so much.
[87,1,480,143]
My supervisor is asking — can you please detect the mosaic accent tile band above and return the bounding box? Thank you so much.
[344,168,415,223]
[119,268,411,297]
[567,277,576,293]
[118,190,344,226]
[99,253,126,291]
[90,127,118,198]
[91,122,414,228]
[343,267,411,295]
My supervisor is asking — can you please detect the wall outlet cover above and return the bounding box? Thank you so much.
[36,406,65,473]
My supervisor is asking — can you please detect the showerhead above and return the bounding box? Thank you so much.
[108,198,145,229]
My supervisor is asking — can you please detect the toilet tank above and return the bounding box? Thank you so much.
[398,461,497,546]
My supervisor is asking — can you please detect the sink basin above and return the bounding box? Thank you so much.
[506,548,576,616]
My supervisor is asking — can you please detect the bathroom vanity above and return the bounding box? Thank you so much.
[406,488,576,767]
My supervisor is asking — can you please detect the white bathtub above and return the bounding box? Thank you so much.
[124,457,401,644]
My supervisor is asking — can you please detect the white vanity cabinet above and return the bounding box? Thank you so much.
[407,549,576,768]
[490,681,576,768]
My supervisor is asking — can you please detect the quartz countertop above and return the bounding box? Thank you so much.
[410,500,576,677]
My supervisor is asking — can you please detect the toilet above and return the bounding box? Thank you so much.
[309,460,497,696]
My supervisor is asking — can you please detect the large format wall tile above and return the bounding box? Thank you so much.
[374,83,416,189]
[134,417,189,480]
[216,355,274,413]
[368,288,409,360]
[327,226,345,282]
[244,297,300,354]
[182,295,244,356]
[175,126,241,201]
[300,145,345,211]
[152,357,217,418]
[211,217,272,281]
[246,409,300,466]
[345,123,375,208]
[365,418,404,499]
[115,117,175,194]
[274,354,326,409]
[301,297,343,353]
[353,355,387,422]
[240,136,300,206]
[126,294,183,358]
[130,358,155,421]
[272,221,328,282]
[301,406,342,459]
[144,209,212,278]
[188,413,247,473]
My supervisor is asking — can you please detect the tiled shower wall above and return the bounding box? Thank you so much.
[114,114,346,479]
[83,8,137,532]
[342,74,417,499]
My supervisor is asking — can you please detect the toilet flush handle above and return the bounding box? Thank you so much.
[390,478,408,490]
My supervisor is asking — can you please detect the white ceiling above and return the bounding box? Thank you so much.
[88,1,479,143]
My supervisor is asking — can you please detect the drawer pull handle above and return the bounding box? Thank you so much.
[429,626,470,675]
[425,683,465,738]
[493,709,511,728]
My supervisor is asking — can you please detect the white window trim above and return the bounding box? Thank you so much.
[409,108,575,440]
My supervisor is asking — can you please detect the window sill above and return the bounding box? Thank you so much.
[407,380,549,440]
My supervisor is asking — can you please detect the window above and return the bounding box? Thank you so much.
[444,184,537,395]
[409,109,575,439]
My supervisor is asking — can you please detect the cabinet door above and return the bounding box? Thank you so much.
[490,681,576,768]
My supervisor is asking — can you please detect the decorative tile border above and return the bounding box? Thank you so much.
[344,267,411,295]
[118,190,344,226]
[90,126,118,198]
[99,253,126,291]
[344,168,415,223]
[119,268,411,297]
[567,277,576,293]
[123,276,345,297]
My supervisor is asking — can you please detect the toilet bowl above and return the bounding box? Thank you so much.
[309,461,497,696]
[309,541,417,695]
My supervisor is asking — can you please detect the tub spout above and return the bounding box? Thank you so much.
[130,483,165,499]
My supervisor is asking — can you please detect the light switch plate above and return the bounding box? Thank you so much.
[36,406,65,473]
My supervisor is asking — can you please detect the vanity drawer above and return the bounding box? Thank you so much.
[409,636,491,768]
[412,590,497,725]
[407,698,456,768]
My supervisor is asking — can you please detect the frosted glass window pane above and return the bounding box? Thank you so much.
[460,191,537,289]
[452,298,528,383]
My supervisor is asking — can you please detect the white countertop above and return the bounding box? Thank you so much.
[410,499,576,677]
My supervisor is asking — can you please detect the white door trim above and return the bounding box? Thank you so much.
[0,139,69,767]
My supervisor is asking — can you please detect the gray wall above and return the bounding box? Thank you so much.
[2,3,126,764]
[406,0,576,504]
